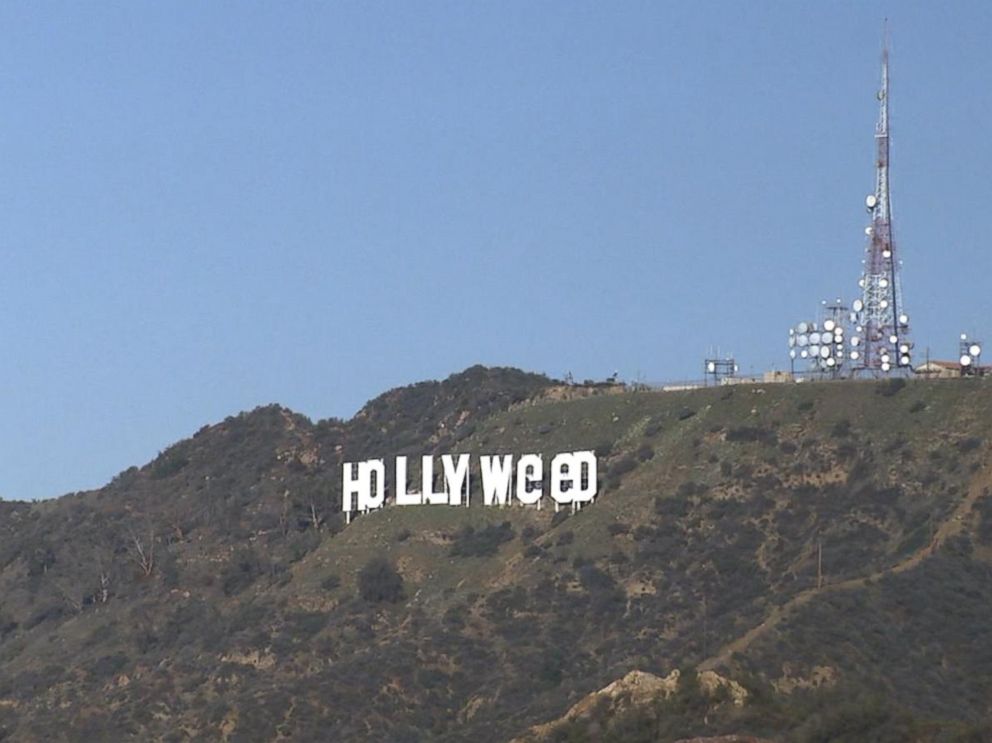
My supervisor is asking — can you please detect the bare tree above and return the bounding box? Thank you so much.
[98,570,111,603]
[282,487,325,536]
[306,483,334,532]
[308,498,322,531]
[129,530,156,577]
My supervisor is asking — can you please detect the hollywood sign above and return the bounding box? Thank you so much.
[342,451,597,522]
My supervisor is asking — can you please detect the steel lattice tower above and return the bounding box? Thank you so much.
[851,32,912,374]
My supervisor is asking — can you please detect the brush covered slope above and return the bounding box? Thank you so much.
[0,370,991,741]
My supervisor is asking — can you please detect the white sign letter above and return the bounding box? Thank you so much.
[516,454,543,506]
[395,456,420,506]
[342,461,365,519]
[551,450,598,506]
[442,454,470,506]
[480,455,514,506]
[551,452,575,505]
[570,450,598,504]
[360,459,386,511]
[421,456,448,505]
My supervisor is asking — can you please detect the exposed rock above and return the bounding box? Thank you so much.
[514,669,749,742]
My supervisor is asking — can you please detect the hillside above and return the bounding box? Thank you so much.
[1,369,991,741]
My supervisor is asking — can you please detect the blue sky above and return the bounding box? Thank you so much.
[1,2,990,500]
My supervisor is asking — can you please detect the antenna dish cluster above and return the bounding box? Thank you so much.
[703,356,739,386]
[960,334,983,374]
[789,307,848,375]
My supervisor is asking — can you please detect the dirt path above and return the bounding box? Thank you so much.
[697,462,990,672]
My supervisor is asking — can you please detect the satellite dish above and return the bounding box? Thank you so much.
[889,335,898,344]
[866,194,878,209]
[788,336,796,348]
[883,250,892,258]
[881,362,891,372]
[820,347,830,359]
[798,334,809,347]
[899,344,909,354]
[961,355,973,367]
[800,350,809,359]
[824,319,836,332]
[789,349,797,359]
[810,332,821,344]
[707,362,716,373]
[970,344,982,357]
[853,299,864,312]
[961,333,968,341]
[851,337,860,347]
[850,350,860,360]
[900,355,911,366]
[899,314,909,325]
[879,278,889,288]
[880,299,889,309]
[810,344,821,356]
[865,227,873,236]
[881,354,891,364]
[826,357,836,367]
[797,322,809,334]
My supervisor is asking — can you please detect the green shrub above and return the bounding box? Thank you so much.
[523,544,543,558]
[956,437,982,454]
[450,522,514,557]
[830,419,852,438]
[150,450,189,479]
[357,557,404,603]
[608,456,638,479]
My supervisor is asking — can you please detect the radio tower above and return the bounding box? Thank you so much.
[851,27,912,375]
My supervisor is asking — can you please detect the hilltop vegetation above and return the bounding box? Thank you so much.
[0,368,991,741]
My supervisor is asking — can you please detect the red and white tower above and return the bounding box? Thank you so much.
[850,32,912,374]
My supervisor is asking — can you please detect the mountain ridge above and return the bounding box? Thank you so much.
[0,369,990,741]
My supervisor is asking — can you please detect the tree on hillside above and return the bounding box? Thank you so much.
[357,557,404,603]
[129,528,156,578]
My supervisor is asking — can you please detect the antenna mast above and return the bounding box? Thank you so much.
[851,24,912,375]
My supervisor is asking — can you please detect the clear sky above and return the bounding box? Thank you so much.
[1,2,990,500]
